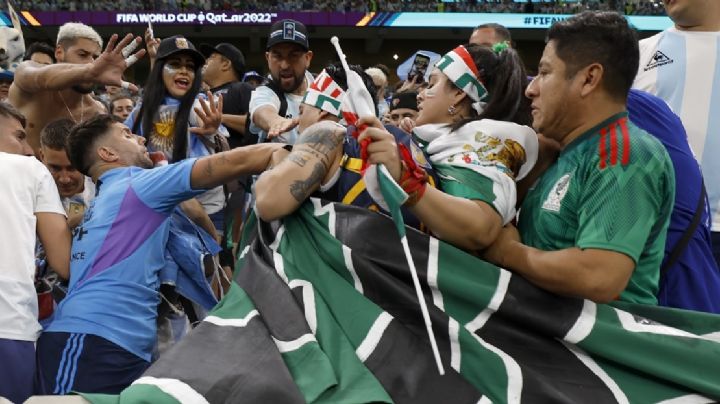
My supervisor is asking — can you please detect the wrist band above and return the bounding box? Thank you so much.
[397,143,428,207]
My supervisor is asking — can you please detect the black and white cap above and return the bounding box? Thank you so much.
[266,19,309,51]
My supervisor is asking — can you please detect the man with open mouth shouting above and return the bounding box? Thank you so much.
[249,19,314,144]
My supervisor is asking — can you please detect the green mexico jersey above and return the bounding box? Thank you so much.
[519,112,675,304]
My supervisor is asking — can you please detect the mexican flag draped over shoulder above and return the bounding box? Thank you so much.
[84,199,720,404]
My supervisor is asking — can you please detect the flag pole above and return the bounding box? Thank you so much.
[331,36,445,375]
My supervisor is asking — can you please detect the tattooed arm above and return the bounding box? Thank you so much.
[255,121,346,221]
[190,142,284,190]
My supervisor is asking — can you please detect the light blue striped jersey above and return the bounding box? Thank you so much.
[633,28,720,231]
[46,160,205,360]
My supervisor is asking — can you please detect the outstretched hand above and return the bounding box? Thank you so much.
[268,116,299,139]
[89,33,146,92]
[191,92,224,137]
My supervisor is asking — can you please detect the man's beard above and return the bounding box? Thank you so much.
[274,71,304,93]
[72,83,96,94]
[137,155,154,169]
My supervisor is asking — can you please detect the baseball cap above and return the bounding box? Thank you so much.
[0,70,14,82]
[266,19,309,51]
[390,92,419,112]
[200,42,246,80]
[156,35,205,68]
[242,70,264,82]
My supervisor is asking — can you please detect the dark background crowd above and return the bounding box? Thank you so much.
[14,0,667,16]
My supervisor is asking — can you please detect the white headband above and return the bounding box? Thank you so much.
[302,69,346,117]
[436,45,489,114]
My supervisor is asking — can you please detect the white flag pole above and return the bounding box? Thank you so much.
[331,36,445,375]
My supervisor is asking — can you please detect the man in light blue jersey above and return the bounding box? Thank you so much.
[36,114,282,395]
[633,0,720,266]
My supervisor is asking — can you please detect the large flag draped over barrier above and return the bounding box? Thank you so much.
[84,200,720,404]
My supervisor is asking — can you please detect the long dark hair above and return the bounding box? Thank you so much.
[324,62,379,117]
[450,43,532,131]
[132,52,203,162]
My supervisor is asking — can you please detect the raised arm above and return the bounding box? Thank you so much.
[254,121,345,221]
[357,116,502,251]
[190,142,284,190]
[252,105,299,140]
[12,34,144,94]
[36,212,71,280]
[221,114,248,135]
[183,92,284,188]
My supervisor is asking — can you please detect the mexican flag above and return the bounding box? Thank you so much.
[83,200,720,404]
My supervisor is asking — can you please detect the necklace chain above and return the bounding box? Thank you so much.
[59,92,85,124]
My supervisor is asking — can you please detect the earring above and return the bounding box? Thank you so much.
[448,105,457,115]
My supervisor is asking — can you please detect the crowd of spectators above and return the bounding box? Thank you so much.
[13,0,666,16]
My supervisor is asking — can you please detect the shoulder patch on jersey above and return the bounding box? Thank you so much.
[598,118,631,169]
[644,50,673,72]
[542,173,572,212]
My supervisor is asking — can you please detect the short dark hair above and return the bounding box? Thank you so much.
[547,11,639,101]
[24,42,56,63]
[475,23,512,44]
[109,92,134,112]
[66,114,121,176]
[40,118,74,150]
[0,102,26,128]
[324,62,379,117]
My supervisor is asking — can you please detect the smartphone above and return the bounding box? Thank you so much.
[408,53,431,82]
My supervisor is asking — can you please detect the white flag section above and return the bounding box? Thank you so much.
[7,1,23,44]
[363,164,407,221]
[331,35,444,375]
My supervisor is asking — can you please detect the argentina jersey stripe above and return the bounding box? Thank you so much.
[701,37,720,229]
[655,30,686,117]
[636,28,720,231]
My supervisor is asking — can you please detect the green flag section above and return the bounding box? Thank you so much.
[365,163,409,236]
[85,199,720,404]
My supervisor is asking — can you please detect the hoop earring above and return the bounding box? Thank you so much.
[448,105,457,115]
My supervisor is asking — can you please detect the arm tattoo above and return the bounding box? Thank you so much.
[217,151,230,166]
[294,124,345,168]
[289,162,327,202]
[204,158,214,176]
[287,153,309,168]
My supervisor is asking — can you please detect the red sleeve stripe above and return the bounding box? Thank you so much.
[609,123,618,166]
[599,128,608,169]
[620,117,631,165]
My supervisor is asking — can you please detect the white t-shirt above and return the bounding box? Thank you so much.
[633,28,720,231]
[0,152,65,341]
[249,71,314,145]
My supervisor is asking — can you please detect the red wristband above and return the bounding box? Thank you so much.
[397,144,428,207]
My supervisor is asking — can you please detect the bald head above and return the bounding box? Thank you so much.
[470,23,512,47]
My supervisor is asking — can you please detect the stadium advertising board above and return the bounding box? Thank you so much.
[5,10,672,31]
